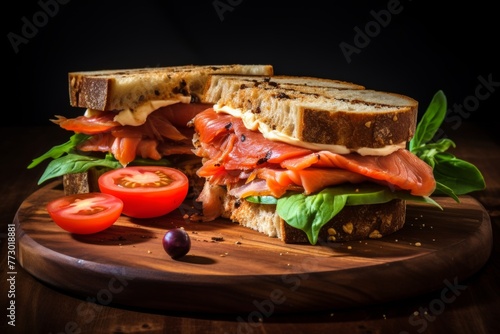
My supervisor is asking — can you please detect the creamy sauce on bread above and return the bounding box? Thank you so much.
[85,96,192,126]
[215,104,405,156]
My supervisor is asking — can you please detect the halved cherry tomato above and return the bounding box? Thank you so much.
[98,166,189,218]
[46,193,123,234]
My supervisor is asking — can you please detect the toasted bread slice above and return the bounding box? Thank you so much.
[203,74,365,104]
[212,83,418,150]
[194,182,406,244]
[69,64,274,111]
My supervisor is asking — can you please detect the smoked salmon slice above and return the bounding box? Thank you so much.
[111,137,142,166]
[193,108,436,197]
[57,104,211,166]
[51,113,121,135]
[229,168,369,198]
[280,149,436,196]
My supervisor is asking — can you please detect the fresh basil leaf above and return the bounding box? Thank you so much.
[277,190,347,245]
[38,154,122,185]
[434,181,460,202]
[409,90,447,151]
[275,185,441,245]
[410,90,486,198]
[433,153,486,195]
[27,134,91,169]
[411,138,456,157]
[412,138,455,168]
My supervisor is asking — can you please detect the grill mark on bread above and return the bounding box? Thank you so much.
[213,82,417,148]
[335,98,405,108]
[172,79,189,96]
[275,92,291,99]
[69,65,274,110]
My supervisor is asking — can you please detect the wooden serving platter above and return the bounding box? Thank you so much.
[15,181,492,314]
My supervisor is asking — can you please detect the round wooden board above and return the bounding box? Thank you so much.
[14,181,492,314]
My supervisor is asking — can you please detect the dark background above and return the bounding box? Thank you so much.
[5,0,499,137]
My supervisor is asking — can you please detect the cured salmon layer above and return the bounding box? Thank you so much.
[192,108,436,199]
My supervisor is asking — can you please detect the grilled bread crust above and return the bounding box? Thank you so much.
[68,64,274,111]
[203,74,365,103]
[216,87,417,149]
[202,75,417,149]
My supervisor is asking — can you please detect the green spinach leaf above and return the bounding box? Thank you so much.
[27,133,91,169]
[410,90,486,200]
[409,90,447,151]
[38,154,122,185]
[276,185,440,245]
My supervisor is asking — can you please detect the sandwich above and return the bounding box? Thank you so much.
[189,75,438,245]
[28,64,484,245]
[28,64,274,194]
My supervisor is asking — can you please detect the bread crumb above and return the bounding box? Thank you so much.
[415,242,422,247]
[347,245,352,250]
[369,230,383,239]
[364,121,372,128]
[342,222,353,234]
[147,250,152,254]
[327,236,336,241]
[393,115,398,121]
[327,227,336,236]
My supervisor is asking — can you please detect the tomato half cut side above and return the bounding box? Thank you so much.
[98,166,189,218]
[46,192,123,234]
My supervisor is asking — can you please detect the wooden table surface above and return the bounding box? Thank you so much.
[1,122,499,334]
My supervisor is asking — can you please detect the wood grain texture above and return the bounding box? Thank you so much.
[14,181,492,314]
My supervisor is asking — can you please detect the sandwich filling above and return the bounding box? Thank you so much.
[191,108,437,243]
[51,100,211,167]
